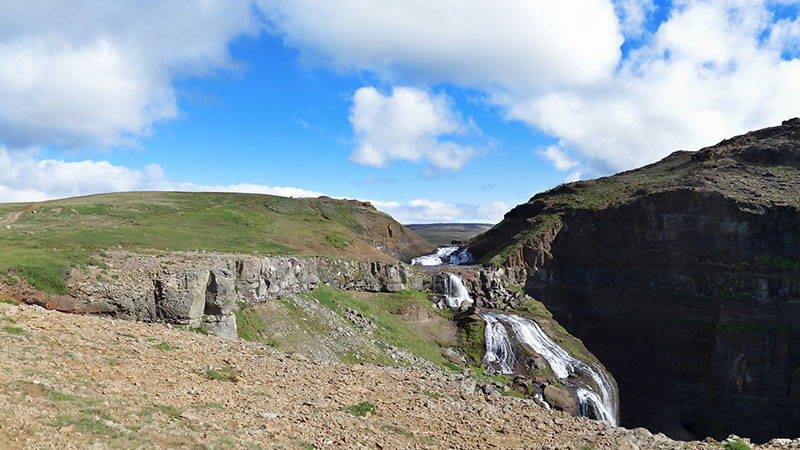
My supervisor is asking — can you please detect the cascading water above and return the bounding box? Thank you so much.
[480,311,618,425]
[412,246,474,266]
[442,272,473,309]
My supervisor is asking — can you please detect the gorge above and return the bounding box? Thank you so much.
[469,118,800,443]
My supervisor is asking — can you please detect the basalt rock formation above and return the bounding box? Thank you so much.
[20,252,427,339]
[468,119,800,443]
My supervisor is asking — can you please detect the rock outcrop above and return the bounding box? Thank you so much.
[36,252,426,339]
[468,119,800,442]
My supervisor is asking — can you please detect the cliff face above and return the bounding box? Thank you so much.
[469,119,800,442]
[20,251,427,339]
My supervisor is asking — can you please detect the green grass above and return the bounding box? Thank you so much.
[716,436,751,450]
[0,298,17,304]
[461,320,485,363]
[157,404,183,419]
[0,192,408,293]
[346,401,375,417]
[324,232,352,249]
[2,326,23,335]
[170,324,208,335]
[234,307,276,346]
[305,286,458,370]
[205,367,240,383]
[52,414,120,437]
[155,341,175,351]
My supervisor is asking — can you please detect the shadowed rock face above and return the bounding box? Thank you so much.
[469,119,800,443]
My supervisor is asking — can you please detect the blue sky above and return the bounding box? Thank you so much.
[1,1,799,223]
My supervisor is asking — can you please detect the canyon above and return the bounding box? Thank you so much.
[470,118,800,443]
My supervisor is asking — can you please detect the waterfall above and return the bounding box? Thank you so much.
[442,272,473,309]
[412,246,474,266]
[480,311,618,425]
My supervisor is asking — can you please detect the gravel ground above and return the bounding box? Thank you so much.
[0,303,792,449]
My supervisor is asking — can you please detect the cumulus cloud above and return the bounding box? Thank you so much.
[504,0,800,174]
[370,198,508,224]
[538,144,580,172]
[257,0,623,94]
[0,0,257,149]
[0,148,322,202]
[349,87,478,171]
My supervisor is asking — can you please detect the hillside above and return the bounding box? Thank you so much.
[0,300,772,449]
[405,223,493,246]
[0,192,434,294]
[467,119,800,442]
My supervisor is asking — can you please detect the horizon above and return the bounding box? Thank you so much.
[1,0,799,223]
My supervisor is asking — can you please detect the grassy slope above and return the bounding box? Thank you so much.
[235,286,462,372]
[470,121,800,266]
[405,223,494,246]
[0,191,429,293]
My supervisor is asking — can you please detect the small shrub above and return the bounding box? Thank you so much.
[346,401,375,417]
[0,298,17,304]
[2,326,23,335]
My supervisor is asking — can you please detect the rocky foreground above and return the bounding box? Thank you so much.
[0,302,795,449]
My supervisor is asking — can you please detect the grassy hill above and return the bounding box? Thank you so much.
[405,223,493,246]
[0,191,434,294]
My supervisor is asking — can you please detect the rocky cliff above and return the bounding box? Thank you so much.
[469,119,800,442]
[17,251,426,339]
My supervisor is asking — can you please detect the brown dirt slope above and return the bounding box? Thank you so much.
[0,301,773,449]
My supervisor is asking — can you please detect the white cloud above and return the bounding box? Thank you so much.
[371,198,507,224]
[613,0,655,37]
[349,87,478,171]
[0,0,257,149]
[538,144,580,171]
[258,0,623,94]
[503,0,800,175]
[0,148,322,202]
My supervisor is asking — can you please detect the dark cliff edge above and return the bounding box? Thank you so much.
[468,118,800,443]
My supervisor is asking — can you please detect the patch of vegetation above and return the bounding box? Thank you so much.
[324,232,352,249]
[500,389,525,398]
[346,401,375,417]
[305,286,459,371]
[461,320,485,363]
[716,436,751,450]
[206,367,240,383]
[170,324,208,335]
[155,341,175,351]
[157,404,183,419]
[2,326,23,335]
[0,298,17,304]
[234,307,276,346]
[755,255,800,272]
[381,424,414,438]
[52,414,119,437]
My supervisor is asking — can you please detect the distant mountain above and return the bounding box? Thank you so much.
[405,223,493,246]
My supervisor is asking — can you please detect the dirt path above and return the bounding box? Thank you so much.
[0,203,39,228]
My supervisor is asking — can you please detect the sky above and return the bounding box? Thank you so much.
[1,0,799,223]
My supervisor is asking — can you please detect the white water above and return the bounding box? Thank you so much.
[412,246,473,266]
[480,311,618,425]
[442,272,474,309]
